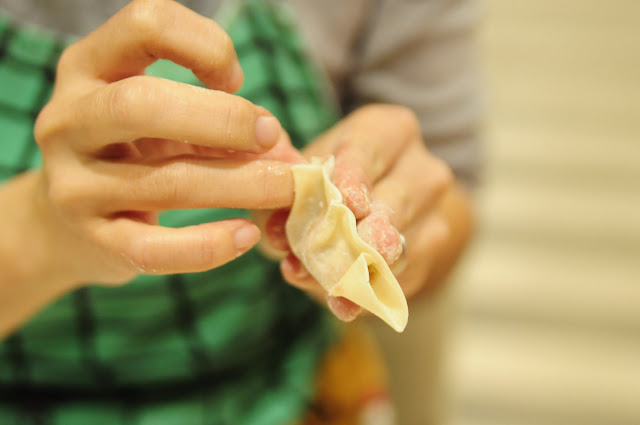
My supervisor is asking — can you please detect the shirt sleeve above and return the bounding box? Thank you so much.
[347,0,483,187]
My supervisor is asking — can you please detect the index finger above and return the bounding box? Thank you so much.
[63,0,243,91]
[307,105,419,218]
[72,76,281,153]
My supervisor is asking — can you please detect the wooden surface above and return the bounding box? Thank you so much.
[448,0,640,424]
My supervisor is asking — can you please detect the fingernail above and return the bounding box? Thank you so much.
[229,62,244,92]
[255,116,281,148]
[235,224,260,253]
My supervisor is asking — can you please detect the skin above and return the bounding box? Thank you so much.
[0,0,474,338]
[262,105,475,321]
[0,0,299,337]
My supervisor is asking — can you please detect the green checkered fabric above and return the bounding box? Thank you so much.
[0,1,339,424]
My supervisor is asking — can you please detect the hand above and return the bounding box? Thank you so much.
[32,0,302,287]
[262,105,454,320]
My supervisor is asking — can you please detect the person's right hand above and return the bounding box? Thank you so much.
[32,0,300,286]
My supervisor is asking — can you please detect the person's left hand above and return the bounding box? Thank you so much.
[261,105,454,321]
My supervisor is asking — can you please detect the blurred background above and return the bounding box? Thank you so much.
[447,0,640,424]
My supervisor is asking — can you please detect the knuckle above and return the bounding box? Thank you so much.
[198,231,219,267]
[126,235,156,273]
[100,76,149,124]
[155,159,191,204]
[55,43,80,75]
[260,175,277,205]
[167,163,185,204]
[222,99,242,139]
[388,105,421,136]
[34,101,79,148]
[33,105,51,145]
[34,103,60,148]
[221,97,254,143]
[126,0,165,40]
[430,159,454,195]
[260,165,291,207]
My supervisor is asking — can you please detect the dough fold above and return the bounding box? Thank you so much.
[286,157,408,332]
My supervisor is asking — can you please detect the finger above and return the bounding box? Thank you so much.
[397,213,450,298]
[280,256,362,321]
[332,148,372,218]
[304,105,418,160]
[97,218,260,275]
[65,0,243,91]
[215,128,307,162]
[89,158,297,211]
[319,106,420,219]
[113,128,304,162]
[356,203,403,265]
[264,209,290,251]
[280,254,321,293]
[238,127,307,163]
[326,296,362,322]
[75,76,281,153]
[372,144,453,231]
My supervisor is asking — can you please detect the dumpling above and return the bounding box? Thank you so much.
[286,157,408,332]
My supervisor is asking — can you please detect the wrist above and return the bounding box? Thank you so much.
[1,170,81,293]
[0,171,84,336]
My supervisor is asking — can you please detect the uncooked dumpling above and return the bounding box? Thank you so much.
[286,157,408,332]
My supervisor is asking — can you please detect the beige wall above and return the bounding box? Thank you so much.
[448,0,640,424]
[370,1,639,423]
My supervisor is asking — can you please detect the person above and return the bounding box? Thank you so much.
[0,0,479,423]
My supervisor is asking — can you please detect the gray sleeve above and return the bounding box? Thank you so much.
[0,0,221,37]
[347,0,483,187]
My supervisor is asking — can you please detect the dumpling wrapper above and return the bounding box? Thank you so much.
[286,157,408,332]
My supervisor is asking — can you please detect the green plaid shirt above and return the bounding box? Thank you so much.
[0,2,339,424]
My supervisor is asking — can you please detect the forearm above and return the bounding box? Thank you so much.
[0,171,78,338]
